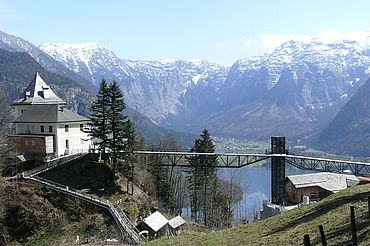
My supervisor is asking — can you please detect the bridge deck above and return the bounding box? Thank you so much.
[134,151,370,174]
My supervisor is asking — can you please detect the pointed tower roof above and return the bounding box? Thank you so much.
[12,72,66,105]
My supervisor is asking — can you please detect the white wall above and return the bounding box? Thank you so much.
[56,122,91,156]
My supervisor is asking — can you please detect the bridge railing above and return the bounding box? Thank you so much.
[29,175,106,207]
[133,151,370,174]
[22,152,87,177]
[107,200,146,244]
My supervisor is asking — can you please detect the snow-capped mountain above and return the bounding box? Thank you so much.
[0,31,93,92]
[208,31,370,138]
[39,31,370,138]
[39,42,229,122]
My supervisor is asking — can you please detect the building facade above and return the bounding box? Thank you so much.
[8,73,91,161]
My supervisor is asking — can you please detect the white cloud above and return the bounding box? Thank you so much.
[315,28,343,43]
[209,28,369,66]
[257,33,310,52]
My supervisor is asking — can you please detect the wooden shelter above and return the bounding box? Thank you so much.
[285,172,359,204]
[136,211,169,239]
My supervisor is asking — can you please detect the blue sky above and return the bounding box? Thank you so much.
[0,0,369,66]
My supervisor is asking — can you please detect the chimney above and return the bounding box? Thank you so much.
[42,86,50,99]
[24,91,31,100]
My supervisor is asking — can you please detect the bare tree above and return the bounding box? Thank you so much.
[0,92,14,244]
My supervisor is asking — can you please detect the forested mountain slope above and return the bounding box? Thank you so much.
[316,77,370,156]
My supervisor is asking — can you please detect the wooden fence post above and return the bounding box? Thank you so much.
[350,206,357,246]
[303,234,311,246]
[318,225,327,246]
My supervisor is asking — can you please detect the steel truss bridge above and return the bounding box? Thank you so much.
[134,151,370,173]
[134,137,370,205]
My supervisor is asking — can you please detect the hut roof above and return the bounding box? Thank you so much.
[169,215,186,229]
[286,172,359,192]
[142,211,168,232]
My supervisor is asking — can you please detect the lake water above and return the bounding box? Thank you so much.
[221,167,313,222]
[182,166,313,223]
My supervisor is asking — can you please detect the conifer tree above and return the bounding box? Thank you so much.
[187,129,218,225]
[89,79,110,155]
[107,81,128,171]
[120,119,136,194]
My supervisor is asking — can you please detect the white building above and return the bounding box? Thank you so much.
[8,73,91,161]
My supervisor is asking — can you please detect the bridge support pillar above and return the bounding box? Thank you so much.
[271,137,286,205]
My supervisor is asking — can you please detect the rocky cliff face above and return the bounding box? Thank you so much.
[39,42,229,123]
[315,77,370,156]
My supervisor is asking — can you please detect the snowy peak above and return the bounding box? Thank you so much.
[213,30,370,137]
[39,42,115,62]
[233,30,370,85]
[39,42,119,85]
[40,42,229,121]
[37,30,370,138]
[0,30,93,92]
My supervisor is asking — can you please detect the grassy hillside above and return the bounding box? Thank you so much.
[145,184,370,246]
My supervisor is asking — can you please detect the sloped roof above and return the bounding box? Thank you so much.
[12,72,66,105]
[142,211,168,232]
[287,172,359,193]
[13,104,89,123]
[168,215,186,229]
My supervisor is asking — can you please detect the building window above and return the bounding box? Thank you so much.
[80,124,84,131]
[65,125,69,132]
[49,125,53,132]
[31,140,35,146]
[25,140,28,146]
[40,125,44,132]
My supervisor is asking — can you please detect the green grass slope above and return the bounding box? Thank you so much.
[145,184,370,246]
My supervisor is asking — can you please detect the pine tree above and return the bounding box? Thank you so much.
[186,129,218,225]
[107,81,128,171]
[122,119,136,194]
[89,79,110,156]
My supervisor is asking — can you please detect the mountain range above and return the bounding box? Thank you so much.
[0,29,369,155]
[0,32,197,148]
[39,32,370,140]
